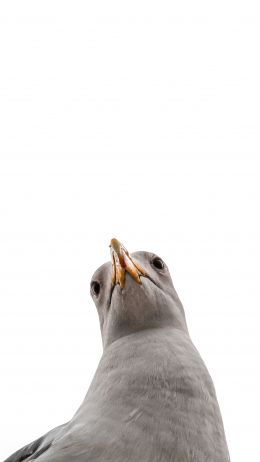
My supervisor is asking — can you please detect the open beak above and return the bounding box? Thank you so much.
[110,238,146,289]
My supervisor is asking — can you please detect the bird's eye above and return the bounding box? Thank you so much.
[151,257,165,270]
[91,281,101,297]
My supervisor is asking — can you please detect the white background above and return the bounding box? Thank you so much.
[0,1,259,461]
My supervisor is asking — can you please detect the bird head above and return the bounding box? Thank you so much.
[90,238,188,348]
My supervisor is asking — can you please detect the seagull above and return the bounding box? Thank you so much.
[4,238,230,461]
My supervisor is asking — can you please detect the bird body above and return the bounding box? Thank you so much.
[4,240,230,462]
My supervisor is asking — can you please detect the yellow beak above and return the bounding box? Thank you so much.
[110,238,146,289]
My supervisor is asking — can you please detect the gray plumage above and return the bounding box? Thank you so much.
[4,248,230,461]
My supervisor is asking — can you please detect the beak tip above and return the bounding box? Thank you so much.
[110,237,118,247]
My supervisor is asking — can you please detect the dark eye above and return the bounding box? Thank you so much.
[152,257,165,270]
[91,280,101,297]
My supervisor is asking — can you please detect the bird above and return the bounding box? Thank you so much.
[4,238,230,462]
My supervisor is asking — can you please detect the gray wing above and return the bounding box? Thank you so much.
[3,423,68,462]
